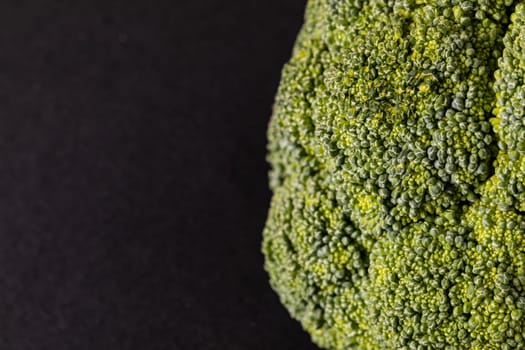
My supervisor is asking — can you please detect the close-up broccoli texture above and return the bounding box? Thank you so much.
[262,0,525,348]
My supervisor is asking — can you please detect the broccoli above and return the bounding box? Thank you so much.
[262,0,525,349]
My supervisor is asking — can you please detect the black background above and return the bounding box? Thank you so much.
[0,0,319,349]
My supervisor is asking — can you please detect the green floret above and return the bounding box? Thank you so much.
[263,0,525,349]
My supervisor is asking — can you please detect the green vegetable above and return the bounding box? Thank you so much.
[262,1,525,348]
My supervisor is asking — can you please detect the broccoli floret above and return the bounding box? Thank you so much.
[262,1,525,349]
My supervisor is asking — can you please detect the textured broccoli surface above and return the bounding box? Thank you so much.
[262,1,525,349]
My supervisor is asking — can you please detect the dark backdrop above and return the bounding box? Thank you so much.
[0,0,319,349]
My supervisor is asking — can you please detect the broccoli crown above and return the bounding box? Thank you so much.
[262,0,525,349]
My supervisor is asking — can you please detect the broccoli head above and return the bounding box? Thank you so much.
[262,0,525,349]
